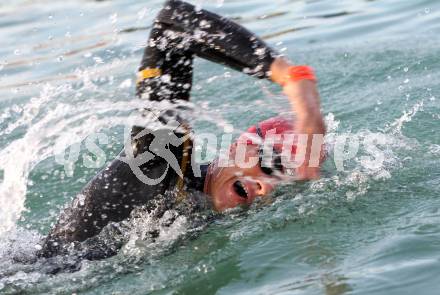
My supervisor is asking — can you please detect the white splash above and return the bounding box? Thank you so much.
[0,78,234,238]
[0,82,153,237]
[387,100,424,134]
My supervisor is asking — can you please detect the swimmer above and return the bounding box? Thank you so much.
[38,0,325,261]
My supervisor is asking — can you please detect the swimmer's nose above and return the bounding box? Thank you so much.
[254,179,272,196]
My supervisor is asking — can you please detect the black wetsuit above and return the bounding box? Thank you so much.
[39,0,277,260]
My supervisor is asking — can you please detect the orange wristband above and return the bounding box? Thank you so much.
[282,65,317,85]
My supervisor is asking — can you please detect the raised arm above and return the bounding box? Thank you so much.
[136,0,325,179]
[135,0,278,102]
[271,59,326,179]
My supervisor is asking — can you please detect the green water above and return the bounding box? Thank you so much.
[1,0,440,294]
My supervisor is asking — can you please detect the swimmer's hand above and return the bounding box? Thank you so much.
[270,58,326,180]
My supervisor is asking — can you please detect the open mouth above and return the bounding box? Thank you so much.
[233,180,249,199]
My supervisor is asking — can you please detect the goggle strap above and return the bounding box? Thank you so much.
[255,123,264,139]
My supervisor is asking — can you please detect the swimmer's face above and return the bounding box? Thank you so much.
[205,143,286,211]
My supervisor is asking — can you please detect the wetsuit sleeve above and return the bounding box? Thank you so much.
[136,0,278,101]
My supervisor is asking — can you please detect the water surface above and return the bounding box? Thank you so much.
[0,0,439,294]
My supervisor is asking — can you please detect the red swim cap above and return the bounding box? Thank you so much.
[238,116,297,156]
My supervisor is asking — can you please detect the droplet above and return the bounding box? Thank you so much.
[57,56,64,62]
[255,48,266,56]
[200,20,211,29]
[48,14,53,20]
[137,7,149,20]
[118,79,132,89]
[404,78,409,84]
[403,67,409,72]
[160,74,171,83]
[14,49,21,55]
[425,8,430,14]
[93,56,104,64]
[109,13,118,24]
